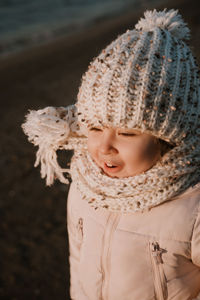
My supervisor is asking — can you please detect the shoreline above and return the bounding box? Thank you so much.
[0,0,163,60]
[0,0,170,61]
[1,0,200,109]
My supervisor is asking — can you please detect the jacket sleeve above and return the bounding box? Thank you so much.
[67,183,88,300]
[191,201,200,300]
[191,202,200,268]
[22,105,84,186]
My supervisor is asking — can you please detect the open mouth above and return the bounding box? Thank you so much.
[103,162,122,174]
[105,163,117,168]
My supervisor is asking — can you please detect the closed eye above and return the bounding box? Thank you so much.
[119,133,136,136]
[89,127,102,131]
[89,128,137,136]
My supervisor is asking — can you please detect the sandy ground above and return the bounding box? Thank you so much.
[0,0,200,299]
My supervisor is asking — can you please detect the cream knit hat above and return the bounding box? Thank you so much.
[22,9,200,212]
[77,9,200,145]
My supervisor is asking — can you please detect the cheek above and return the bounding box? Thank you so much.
[123,139,158,166]
[125,147,144,165]
[141,139,159,161]
[87,135,98,157]
[87,139,94,156]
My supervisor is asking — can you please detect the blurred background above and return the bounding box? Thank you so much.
[0,0,200,299]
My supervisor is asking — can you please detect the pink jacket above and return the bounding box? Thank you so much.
[67,181,200,300]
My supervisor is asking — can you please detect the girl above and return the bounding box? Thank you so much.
[22,9,200,300]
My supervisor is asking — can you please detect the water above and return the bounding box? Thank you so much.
[0,0,141,57]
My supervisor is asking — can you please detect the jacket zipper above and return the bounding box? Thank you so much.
[76,217,83,241]
[101,213,120,300]
[149,242,168,300]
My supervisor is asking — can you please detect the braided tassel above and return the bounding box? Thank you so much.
[22,105,79,185]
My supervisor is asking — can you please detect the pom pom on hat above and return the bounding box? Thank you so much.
[135,8,190,41]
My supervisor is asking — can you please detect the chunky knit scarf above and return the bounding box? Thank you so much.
[22,105,200,213]
[70,145,200,213]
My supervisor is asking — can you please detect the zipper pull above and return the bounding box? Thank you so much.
[76,217,83,240]
[151,242,165,264]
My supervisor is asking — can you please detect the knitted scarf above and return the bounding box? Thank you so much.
[70,142,200,213]
[22,106,200,213]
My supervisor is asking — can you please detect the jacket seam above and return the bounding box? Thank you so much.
[117,228,191,243]
[189,199,200,242]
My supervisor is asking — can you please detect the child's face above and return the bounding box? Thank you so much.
[87,127,161,178]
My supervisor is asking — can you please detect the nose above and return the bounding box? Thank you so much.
[99,129,118,155]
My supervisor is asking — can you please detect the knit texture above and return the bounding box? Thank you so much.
[22,104,200,213]
[77,9,200,145]
[22,105,84,185]
[69,143,200,212]
[22,9,200,213]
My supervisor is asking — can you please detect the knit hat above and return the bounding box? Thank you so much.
[22,9,200,212]
[77,9,200,145]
